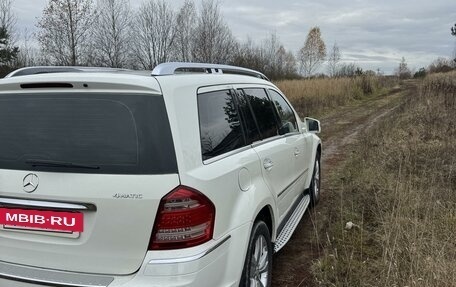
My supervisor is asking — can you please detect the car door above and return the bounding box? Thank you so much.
[236,87,296,223]
[268,89,310,201]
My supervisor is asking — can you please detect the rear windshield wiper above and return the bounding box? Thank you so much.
[25,159,100,170]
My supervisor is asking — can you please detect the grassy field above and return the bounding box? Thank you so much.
[275,76,398,117]
[311,72,456,286]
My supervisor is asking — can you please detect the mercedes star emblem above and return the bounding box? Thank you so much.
[23,173,39,193]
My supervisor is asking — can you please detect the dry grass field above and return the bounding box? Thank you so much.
[310,72,456,286]
[275,76,398,117]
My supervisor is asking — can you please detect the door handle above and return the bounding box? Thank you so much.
[263,158,274,171]
[294,148,300,156]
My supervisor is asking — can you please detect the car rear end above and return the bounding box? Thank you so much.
[0,73,230,287]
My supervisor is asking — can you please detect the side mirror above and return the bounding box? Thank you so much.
[305,117,321,134]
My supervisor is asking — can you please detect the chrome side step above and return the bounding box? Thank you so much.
[274,194,310,253]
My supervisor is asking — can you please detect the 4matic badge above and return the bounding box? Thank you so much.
[113,193,143,199]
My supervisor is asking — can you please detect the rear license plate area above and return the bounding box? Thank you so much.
[0,207,83,237]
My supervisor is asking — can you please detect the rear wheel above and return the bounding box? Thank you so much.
[309,152,321,207]
[240,221,272,287]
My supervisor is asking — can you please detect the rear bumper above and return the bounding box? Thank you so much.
[0,223,251,287]
[0,260,114,286]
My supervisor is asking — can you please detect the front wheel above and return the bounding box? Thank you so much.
[239,221,272,287]
[309,152,321,207]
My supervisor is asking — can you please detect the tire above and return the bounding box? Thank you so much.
[309,152,321,207]
[239,221,273,287]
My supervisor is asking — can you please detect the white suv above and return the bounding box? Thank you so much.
[0,63,321,287]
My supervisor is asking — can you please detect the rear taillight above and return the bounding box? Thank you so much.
[149,186,215,250]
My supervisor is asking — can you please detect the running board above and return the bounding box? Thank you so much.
[274,194,310,253]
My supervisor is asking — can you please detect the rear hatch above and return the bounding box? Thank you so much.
[0,90,179,275]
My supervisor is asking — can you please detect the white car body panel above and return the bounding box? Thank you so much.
[252,136,301,222]
[0,169,180,274]
[0,68,321,286]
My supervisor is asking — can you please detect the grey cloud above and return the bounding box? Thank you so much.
[10,0,456,74]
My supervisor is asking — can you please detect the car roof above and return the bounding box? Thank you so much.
[154,73,274,91]
[0,72,163,94]
[1,64,274,95]
[5,63,269,81]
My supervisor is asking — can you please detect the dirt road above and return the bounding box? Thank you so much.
[271,83,409,287]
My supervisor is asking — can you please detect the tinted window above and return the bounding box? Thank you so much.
[242,88,278,139]
[198,90,245,160]
[235,90,261,144]
[0,93,177,174]
[269,90,298,134]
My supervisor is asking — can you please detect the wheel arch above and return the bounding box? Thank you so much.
[254,204,276,241]
[314,141,322,174]
[305,135,322,189]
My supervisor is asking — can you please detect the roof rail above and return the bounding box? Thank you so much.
[151,62,270,81]
[5,66,134,78]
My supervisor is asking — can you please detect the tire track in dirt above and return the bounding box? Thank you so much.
[271,83,412,287]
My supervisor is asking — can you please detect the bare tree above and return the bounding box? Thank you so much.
[327,42,341,77]
[37,0,98,66]
[192,0,237,64]
[0,0,19,70]
[175,0,196,62]
[93,0,132,68]
[0,0,15,36]
[276,45,297,79]
[260,33,280,77]
[284,51,297,77]
[231,38,266,72]
[0,26,18,66]
[0,0,18,68]
[428,57,454,73]
[16,29,51,67]
[298,26,326,76]
[452,24,456,64]
[231,33,297,80]
[395,57,411,79]
[453,48,456,66]
[337,63,358,77]
[132,0,177,69]
[14,29,39,67]
[262,33,298,79]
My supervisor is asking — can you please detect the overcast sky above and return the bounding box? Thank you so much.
[11,0,456,74]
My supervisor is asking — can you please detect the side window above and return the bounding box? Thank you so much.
[235,90,262,144]
[198,90,245,160]
[242,88,278,139]
[268,90,299,135]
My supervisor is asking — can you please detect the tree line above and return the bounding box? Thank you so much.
[1,0,455,79]
[0,0,18,72]
[394,23,456,79]
[0,0,337,79]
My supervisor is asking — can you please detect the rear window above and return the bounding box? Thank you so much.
[0,93,177,174]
